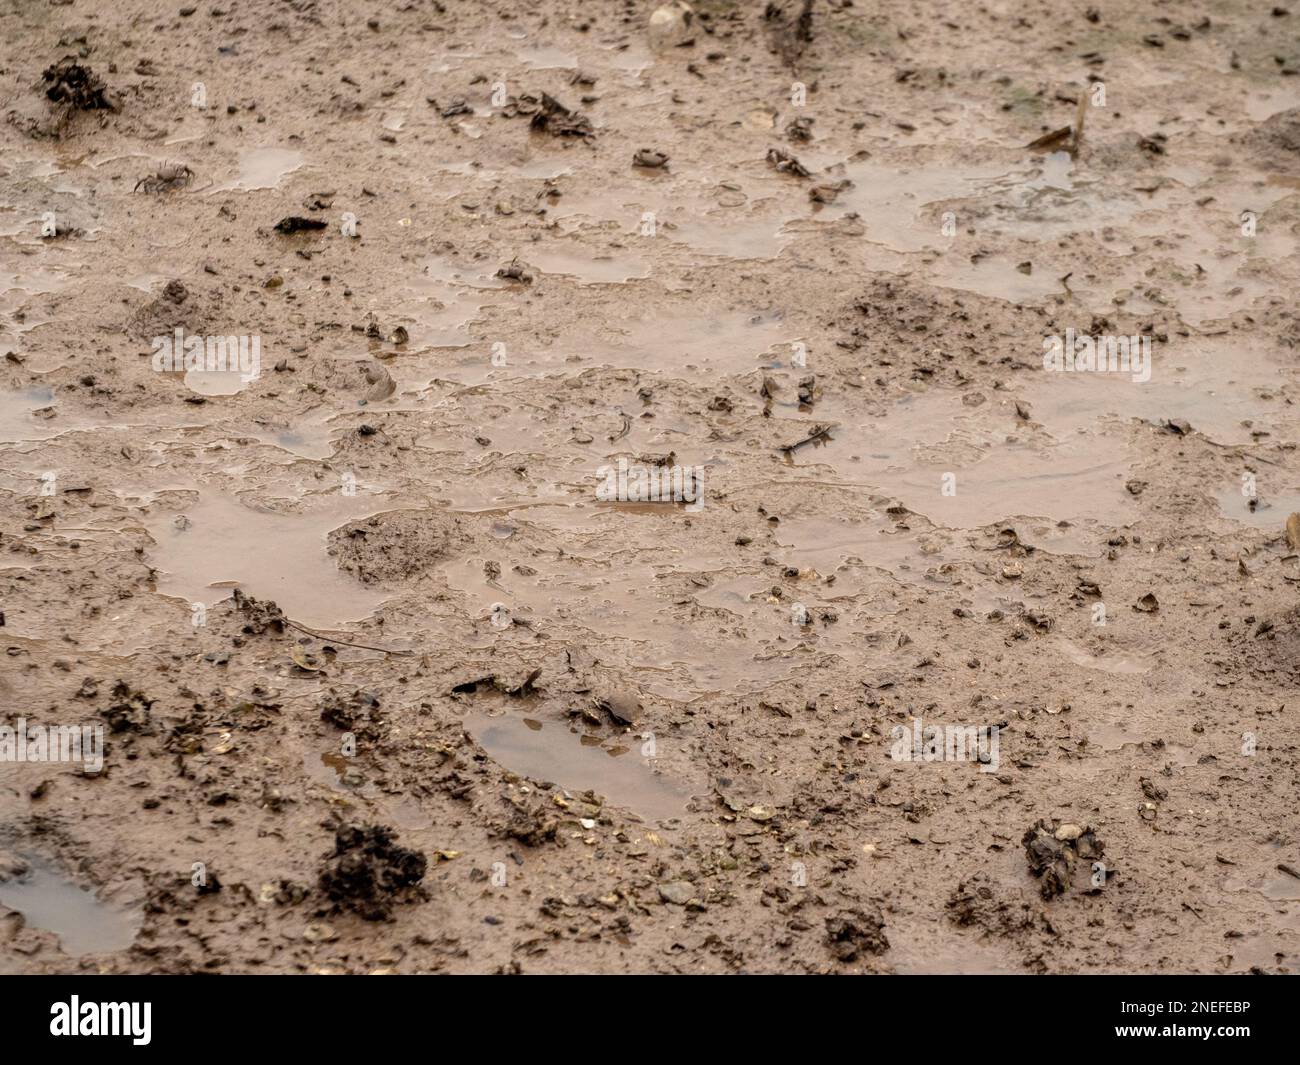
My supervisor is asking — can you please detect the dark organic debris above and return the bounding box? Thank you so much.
[947,873,1039,935]
[512,92,594,139]
[766,147,811,177]
[103,680,153,734]
[825,905,889,961]
[778,423,832,453]
[497,797,559,846]
[1133,592,1160,613]
[42,57,115,111]
[1138,133,1168,155]
[318,823,428,920]
[592,692,638,726]
[450,668,542,698]
[786,115,814,141]
[274,216,328,235]
[1023,819,1105,899]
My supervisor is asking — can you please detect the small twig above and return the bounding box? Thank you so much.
[284,618,417,656]
[777,424,832,453]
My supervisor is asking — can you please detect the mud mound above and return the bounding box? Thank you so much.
[319,688,384,741]
[825,905,889,962]
[126,279,223,342]
[835,275,1045,386]
[328,509,467,584]
[318,823,427,921]
[1237,108,1300,169]
[947,874,1040,937]
[42,58,115,111]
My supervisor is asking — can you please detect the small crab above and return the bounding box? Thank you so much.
[134,162,193,193]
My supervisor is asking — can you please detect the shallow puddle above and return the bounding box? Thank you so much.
[1056,636,1155,675]
[1087,724,1198,766]
[0,385,59,443]
[1217,486,1300,530]
[211,147,304,192]
[464,711,690,821]
[515,44,579,70]
[527,246,650,285]
[0,859,141,956]
[1023,335,1298,447]
[145,491,390,628]
[780,385,1152,530]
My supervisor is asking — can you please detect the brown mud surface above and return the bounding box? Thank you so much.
[1,0,1299,974]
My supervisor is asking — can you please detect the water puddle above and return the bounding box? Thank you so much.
[0,385,60,443]
[1218,486,1300,530]
[527,246,650,285]
[787,390,1137,529]
[0,266,79,352]
[514,308,795,376]
[1023,335,1298,447]
[1227,873,1300,903]
[552,176,800,261]
[1087,724,1198,766]
[515,44,579,70]
[464,711,690,821]
[183,369,253,396]
[145,491,391,628]
[775,514,975,591]
[1245,87,1300,121]
[818,159,1021,252]
[0,859,141,956]
[888,921,1022,974]
[1056,636,1155,675]
[211,147,304,192]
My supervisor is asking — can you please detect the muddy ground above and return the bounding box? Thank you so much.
[1,0,1299,974]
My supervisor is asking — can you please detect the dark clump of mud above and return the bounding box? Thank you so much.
[824,905,889,962]
[41,58,114,111]
[947,873,1040,936]
[517,92,593,138]
[494,795,560,847]
[1023,820,1105,899]
[318,823,427,921]
[273,215,327,235]
[319,689,384,741]
[102,680,153,734]
[232,589,286,635]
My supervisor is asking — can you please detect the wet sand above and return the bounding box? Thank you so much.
[1,0,1299,973]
